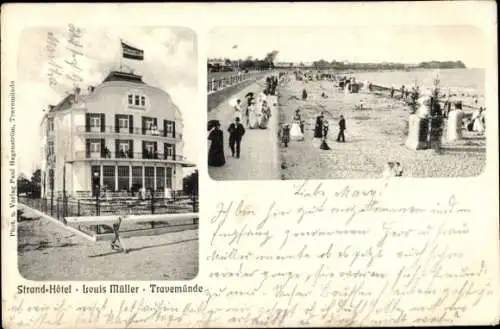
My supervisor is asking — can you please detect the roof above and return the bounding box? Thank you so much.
[48,71,145,113]
[103,71,145,84]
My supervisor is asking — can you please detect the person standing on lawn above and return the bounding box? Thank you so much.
[228,117,246,158]
[337,115,346,142]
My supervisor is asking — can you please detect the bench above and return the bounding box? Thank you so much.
[64,213,198,253]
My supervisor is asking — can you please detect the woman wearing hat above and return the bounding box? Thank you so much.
[207,120,225,167]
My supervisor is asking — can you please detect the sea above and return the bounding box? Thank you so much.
[352,68,485,98]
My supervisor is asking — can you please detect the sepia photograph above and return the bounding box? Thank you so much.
[207,26,487,180]
[15,26,199,280]
[2,3,498,329]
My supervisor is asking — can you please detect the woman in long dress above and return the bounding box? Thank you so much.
[314,113,324,138]
[290,111,304,141]
[208,121,225,167]
[259,101,271,129]
[472,107,485,132]
[248,102,260,129]
[292,109,304,133]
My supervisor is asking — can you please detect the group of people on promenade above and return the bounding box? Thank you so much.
[208,116,246,167]
[208,75,278,167]
[283,106,347,151]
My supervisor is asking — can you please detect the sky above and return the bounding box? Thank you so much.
[16,26,197,177]
[208,26,487,68]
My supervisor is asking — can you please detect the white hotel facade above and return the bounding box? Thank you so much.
[40,71,194,198]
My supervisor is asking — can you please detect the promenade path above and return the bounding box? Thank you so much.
[17,204,198,280]
[208,80,280,180]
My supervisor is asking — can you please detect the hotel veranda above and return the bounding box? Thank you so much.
[40,70,195,199]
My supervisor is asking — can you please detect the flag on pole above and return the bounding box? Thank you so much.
[232,45,238,49]
[121,40,144,60]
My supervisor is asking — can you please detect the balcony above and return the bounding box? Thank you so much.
[76,125,182,140]
[74,151,188,164]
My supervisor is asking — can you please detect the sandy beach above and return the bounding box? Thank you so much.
[17,205,198,281]
[278,77,486,179]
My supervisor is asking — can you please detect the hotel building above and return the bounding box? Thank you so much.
[40,70,195,198]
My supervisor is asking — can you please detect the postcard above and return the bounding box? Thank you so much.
[2,2,499,328]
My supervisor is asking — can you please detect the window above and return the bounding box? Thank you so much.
[165,144,173,158]
[90,142,100,153]
[164,120,175,138]
[131,166,142,190]
[118,117,129,128]
[117,166,129,191]
[145,143,154,153]
[47,118,54,132]
[127,94,147,108]
[47,141,54,155]
[145,167,155,190]
[90,115,100,128]
[143,141,156,159]
[166,167,173,188]
[119,142,129,153]
[165,122,173,134]
[156,167,165,190]
[102,166,115,191]
[91,166,100,196]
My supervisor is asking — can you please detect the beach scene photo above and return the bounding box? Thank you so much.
[206,26,487,180]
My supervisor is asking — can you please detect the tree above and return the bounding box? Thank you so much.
[30,169,42,198]
[17,176,32,196]
[182,170,198,196]
[264,50,279,68]
[313,59,330,70]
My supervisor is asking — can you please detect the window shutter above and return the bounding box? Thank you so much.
[100,114,105,132]
[129,140,133,158]
[163,120,167,137]
[129,115,134,134]
[85,114,90,132]
[154,142,158,152]
[115,139,119,157]
[85,140,90,158]
[154,118,158,127]
[115,115,119,132]
[142,117,146,134]
[172,122,176,138]
[142,141,146,158]
[100,139,105,157]
[173,144,176,159]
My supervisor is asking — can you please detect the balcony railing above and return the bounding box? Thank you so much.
[76,126,182,139]
[74,151,186,162]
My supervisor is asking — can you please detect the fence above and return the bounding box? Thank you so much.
[207,70,275,94]
[19,193,199,222]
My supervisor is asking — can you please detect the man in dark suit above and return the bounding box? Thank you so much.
[337,115,346,142]
[228,117,246,158]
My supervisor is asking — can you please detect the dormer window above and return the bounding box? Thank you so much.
[128,93,147,109]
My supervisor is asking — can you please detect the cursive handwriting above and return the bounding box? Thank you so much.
[6,180,496,327]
